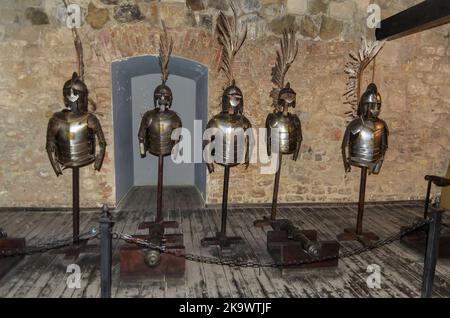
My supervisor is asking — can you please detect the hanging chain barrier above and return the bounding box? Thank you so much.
[0,218,431,267]
[112,218,431,269]
[0,228,98,259]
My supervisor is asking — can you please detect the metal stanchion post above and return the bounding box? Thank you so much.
[421,207,442,298]
[100,205,114,298]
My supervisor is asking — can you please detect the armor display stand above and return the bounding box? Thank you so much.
[254,154,283,227]
[53,167,97,259]
[46,72,106,260]
[138,155,178,230]
[256,153,340,273]
[119,21,185,280]
[253,29,340,272]
[200,5,250,250]
[120,157,186,281]
[337,167,379,246]
[338,38,386,247]
[201,166,244,248]
[0,228,26,280]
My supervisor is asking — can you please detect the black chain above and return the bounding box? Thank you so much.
[0,228,98,259]
[115,218,431,268]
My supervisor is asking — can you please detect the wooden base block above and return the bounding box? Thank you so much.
[201,232,244,249]
[0,238,26,280]
[400,225,450,259]
[138,221,179,230]
[267,230,339,274]
[337,227,379,247]
[120,234,185,281]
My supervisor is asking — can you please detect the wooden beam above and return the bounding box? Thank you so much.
[376,0,450,41]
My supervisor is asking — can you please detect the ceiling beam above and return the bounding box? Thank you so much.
[375,0,450,41]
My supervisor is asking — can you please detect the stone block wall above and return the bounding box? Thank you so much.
[0,0,449,207]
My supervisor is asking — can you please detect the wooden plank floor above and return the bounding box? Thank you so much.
[116,186,205,212]
[1,202,450,298]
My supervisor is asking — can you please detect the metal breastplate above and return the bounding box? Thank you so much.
[144,109,182,156]
[348,119,384,168]
[207,113,250,167]
[54,113,95,168]
[266,112,299,155]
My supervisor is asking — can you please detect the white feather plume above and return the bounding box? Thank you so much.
[344,37,385,119]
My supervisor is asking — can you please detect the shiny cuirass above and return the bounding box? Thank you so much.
[266,112,301,155]
[348,118,388,169]
[138,109,182,156]
[206,112,251,167]
[51,111,96,168]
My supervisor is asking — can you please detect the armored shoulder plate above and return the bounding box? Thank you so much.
[50,111,96,168]
[139,109,182,156]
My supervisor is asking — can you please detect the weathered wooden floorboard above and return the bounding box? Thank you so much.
[293,207,377,298]
[205,208,257,298]
[0,213,64,297]
[195,209,234,298]
[233,209,280,298]
[178,209,208,298]
[53,212,98,298]
[243,208,302,298]
[324,206,422,297]
[1,203,450,298]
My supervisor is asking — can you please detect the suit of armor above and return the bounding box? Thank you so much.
[204,84,252,173]
[138,84,182,157]
[46,73,106,176]
[266,84,302,160]
[342,83,388,175]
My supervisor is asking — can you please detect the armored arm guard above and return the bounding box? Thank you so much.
[244,118,252,169]
[203,138,215,173]
[381,121,389,155]
[138,112,151,158]
[293,117,302,161]
[265,115,272,157]
[46,116,63,177]
[371,121,389,175]
[88,114,107,171]
[341,125,351,173]
[203,120,215,174]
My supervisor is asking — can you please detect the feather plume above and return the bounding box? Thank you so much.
[216,1,247,85]
[271,28,298,89]
[344,37,385,119]
[158,20,173,84]
[270,28,298,107]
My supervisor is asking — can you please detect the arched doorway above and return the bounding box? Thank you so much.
[111,55,208,207]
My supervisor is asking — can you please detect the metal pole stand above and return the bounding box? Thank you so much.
[138,155,179,231]
[337,167,379,246]
[254,154,283,228]
[201,166,244,249]
[421,207,443,298]
[120,154,185,281]
[100,205,113,298]
[52,167,96,259]
[0,228,26,280]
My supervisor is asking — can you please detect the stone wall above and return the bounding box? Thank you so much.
[0,0,449,207]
